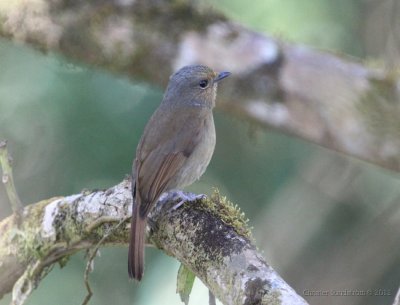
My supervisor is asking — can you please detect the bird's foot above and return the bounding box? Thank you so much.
[171,191,206,210]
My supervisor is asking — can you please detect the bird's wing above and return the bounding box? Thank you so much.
[135,111,205,217]
[135,152,186,217]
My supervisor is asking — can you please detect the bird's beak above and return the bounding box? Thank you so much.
[214,71,231,83]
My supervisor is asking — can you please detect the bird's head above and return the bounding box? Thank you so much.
[164,65,230,109]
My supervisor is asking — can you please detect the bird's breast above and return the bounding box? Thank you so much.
[173,114,216,188]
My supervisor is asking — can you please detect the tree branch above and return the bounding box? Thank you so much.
[1,0,399,172]
[0,180,308,305]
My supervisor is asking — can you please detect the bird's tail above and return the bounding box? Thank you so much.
[128,202,146,281]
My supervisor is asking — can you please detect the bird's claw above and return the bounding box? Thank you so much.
[171,191,206,210]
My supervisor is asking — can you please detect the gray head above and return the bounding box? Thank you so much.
[163,65,230,109]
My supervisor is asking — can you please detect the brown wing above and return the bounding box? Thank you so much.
[136,151,187,217]
[135,108,206,218]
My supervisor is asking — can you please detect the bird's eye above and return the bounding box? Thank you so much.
[199,79,209,89]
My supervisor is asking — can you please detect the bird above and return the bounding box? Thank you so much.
[128,64,230,281]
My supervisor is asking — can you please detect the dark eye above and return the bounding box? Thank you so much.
[199,79,209,89]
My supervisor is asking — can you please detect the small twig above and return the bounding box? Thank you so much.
[82,217,130,305]
[10,260,46,305]
[209,290,216,305]
[0,140,23,221]
[392,286,400,305]
[82,250,95,305]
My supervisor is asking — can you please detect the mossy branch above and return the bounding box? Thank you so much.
[0,180,308,305]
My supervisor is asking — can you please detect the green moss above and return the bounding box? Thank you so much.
[193,189,253,241]
[16,197,82,262]
[14,199,56,260]
[27,197,60,220]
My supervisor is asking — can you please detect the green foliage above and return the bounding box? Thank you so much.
[176,264,196,305]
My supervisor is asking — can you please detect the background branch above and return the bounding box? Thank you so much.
[0,180,308,305]
[1,0,399,171]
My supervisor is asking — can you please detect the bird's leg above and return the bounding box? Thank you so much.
[171,190,206,210]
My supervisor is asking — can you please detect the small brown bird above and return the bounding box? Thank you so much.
[128,65,230,281]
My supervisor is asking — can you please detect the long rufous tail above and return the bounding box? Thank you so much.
[128,202,146,281]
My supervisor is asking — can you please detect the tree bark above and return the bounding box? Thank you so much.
[1,0,399,172]
[0,180,308,305]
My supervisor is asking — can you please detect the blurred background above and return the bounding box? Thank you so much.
[1,0,400,305]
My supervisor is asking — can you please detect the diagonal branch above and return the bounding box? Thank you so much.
[1,0,400,171]
[0,180,308,305]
